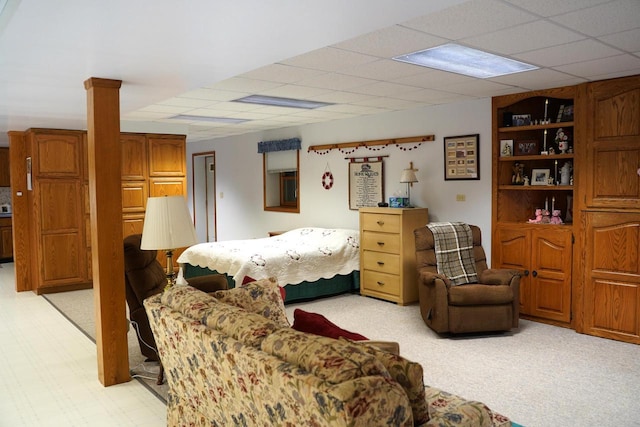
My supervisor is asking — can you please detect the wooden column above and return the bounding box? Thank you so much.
[84,77,129,386]
[7,131,31,292]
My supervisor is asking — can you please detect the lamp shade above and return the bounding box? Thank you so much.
[140,196,197,250]
[400,169,418,183]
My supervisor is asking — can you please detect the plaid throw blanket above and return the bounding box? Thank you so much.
[426,222,478,286]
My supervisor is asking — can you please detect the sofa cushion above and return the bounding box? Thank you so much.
[213,277,290,328]
[292,309,368,341]
[202,302,282,348]
[424,386,496,427]
[448,284,513,306]
[160,284,220,320]
[343,339,429,426]
[261,328,389,385]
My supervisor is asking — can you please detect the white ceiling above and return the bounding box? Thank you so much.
[1,0,639,146]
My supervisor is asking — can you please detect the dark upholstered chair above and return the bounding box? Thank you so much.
[414,225,520,334]
[124,234,227,382]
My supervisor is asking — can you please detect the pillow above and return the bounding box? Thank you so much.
[292,308,368,341]
[242,275,286,301]
[343,339,429,425]
[213,277,289,328]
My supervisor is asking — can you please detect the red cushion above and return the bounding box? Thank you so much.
[292,309,368,341]
[242,275,286,301]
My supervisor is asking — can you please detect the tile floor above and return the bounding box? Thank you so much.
[0,263,167,426]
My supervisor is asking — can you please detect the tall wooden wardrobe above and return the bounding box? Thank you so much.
[9,128,186,294]
[492,74,640,345]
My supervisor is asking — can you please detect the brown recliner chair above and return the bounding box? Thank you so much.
[414,225,520,334]
[124,234,227,381]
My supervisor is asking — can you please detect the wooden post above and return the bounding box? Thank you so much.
[84,77,129,386]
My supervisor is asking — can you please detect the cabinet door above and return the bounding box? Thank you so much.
[583,212,640,344]
[121,134,147,180]
[530,228,572,322]
[148,137,186,177]
[585,76,640,208]
[494,226,531,314]
[149,177,186,197]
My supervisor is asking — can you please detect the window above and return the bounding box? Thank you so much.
[263,148,299,213]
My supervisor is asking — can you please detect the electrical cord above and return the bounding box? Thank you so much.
[129,319,162,381]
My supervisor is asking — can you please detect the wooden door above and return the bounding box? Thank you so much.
[494,226,531,314]
[121,134,147,180]
[0,226,12,258]
[530,228,572,323]
[148,136,186,176]
[0,148,10,186]
[583,212,640,344]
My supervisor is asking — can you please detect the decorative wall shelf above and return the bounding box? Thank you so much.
[308,134,435,153]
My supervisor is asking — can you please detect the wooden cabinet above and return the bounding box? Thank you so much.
[492,86,576,326]
[0,217,12,259]
[0,148,10,186]
[576,75,640,344]
[494,224,572,324]
[8,128,187,294]
[359,207,428,305]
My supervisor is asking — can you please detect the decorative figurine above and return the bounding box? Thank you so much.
[550,209,563,224]
[523,175,529,186]
[560,161,572,186]
[555,128,569,154]
[540,209,551,223]
[512,162,525,185]
[528,208,543,223]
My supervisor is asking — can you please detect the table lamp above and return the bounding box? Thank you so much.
[400,162,419,207]
[141,195,197,287]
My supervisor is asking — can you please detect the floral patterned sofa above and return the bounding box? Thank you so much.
[144,280,514,427]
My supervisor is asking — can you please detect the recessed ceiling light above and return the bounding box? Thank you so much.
[393,43,538,79]
[234,95,333,109]
[170,114,250,124]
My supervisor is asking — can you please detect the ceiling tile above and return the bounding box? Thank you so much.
[340,59,425,80]
[463,20,586,55]
[332,25,447,58]
[504,0,612,17]
[237,64,326,84]
[553,54,640,79]
[280,46,378,72]
[295,73,377,91]
[490,68,587,90]
[179,88,248,102]
[346,81,421,97]
[515,39,623,67]
[598,28,640,53]
[157,97,214,108]
[205,77,283,93]
[391,69,474,88]
[550,0,640,37]
[403,0,537,40]
[258,84,332,99]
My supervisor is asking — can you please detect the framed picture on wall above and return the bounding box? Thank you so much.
[348,160,384,210]
[444,134,479,180]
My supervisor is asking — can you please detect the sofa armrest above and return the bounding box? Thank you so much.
[364,340,400,355]
[478,268,520,286]
[187,274,229,293]
[417,269,451,287]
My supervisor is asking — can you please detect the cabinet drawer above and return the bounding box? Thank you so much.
[362,250,400,274]
[361,231,400,254]
[362,270,400,296]
[361,213,401,233]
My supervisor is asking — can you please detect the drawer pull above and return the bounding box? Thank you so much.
[377,241,385,246]
[377,220,384,226]
[377,261,385,266]
[376,281,385,286]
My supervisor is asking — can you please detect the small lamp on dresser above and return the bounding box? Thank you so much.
[141,195,197,287]
[400,162,419,207]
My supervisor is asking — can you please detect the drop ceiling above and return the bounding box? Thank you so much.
[0,0,639,146]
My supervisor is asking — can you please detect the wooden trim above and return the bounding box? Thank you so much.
[8,131,31,292]
[308,134,435,153]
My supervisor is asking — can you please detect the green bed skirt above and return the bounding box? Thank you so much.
[182,264,360,304]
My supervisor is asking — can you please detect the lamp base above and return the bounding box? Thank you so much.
[165,249,176,289]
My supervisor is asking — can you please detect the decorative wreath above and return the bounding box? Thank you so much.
[321,171,334,190]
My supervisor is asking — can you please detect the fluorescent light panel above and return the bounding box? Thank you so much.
[393,43,538,79]
[234,94,333,109]
[171,114,250,124]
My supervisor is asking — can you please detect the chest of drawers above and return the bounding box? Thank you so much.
[359,207,428,305]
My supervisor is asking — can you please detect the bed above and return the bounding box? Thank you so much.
[177,227,360,303]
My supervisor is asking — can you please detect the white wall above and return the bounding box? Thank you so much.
[186,97,493,261]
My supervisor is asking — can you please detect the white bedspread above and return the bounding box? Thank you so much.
[177,227,360,286]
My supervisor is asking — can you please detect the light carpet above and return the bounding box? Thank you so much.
[45,289,640,427]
